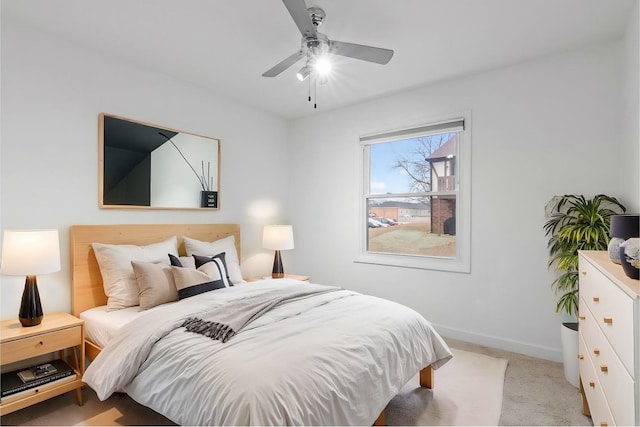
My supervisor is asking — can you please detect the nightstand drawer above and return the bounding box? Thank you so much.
[1,326,82,365]
[579,257,634,373]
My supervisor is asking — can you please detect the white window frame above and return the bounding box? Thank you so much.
[355,111,471,273]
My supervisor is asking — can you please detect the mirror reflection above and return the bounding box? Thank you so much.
[99,114,220,209]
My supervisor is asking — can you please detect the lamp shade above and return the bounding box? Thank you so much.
[610,214,640,240]
[262,225,295,251]
[1,229,61,276]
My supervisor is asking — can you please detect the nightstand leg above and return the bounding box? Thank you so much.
[75,387,84,406]
[71,346,80,372]
[70,345,84,406]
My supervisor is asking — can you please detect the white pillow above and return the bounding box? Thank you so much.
[92,237,178,310]
[183,235,242,284]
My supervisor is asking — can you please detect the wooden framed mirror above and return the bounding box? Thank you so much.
[99,114,220,209]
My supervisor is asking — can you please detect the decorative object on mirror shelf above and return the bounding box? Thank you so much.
[0,229,61,327]
[200,191,217,208]
[543,194,626,388]
[607,214,639,263]
[158,132,218,208]
[619,238,639,279]
[262,225,295,279]
[100,113,220,209]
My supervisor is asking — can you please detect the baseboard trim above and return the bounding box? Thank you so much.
[432,323,563,362]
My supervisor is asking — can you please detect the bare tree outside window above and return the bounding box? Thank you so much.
[392,134,451,194]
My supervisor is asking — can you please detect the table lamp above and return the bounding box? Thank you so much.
[608,214,640,263]
[1,229,61,327]
[262,225,295,279]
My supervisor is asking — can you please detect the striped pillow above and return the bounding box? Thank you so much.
[171,254,231,300]
[193,253,233,285]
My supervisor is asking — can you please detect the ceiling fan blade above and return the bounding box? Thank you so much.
[329,40,394,65]
[262,50,305,77]
[282,0,317,38]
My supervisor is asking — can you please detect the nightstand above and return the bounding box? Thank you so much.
[0,312,85,415]
[280,274,310,282]
[246,274,311,283]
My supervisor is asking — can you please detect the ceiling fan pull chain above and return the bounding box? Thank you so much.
[314,76,317,109]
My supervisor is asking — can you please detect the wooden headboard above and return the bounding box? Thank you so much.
[70,224,241,317]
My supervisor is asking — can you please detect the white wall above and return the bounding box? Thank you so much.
[2,15,637,363]
[622,2,640,212]
[287,41,635,361]
[0,20,290,319]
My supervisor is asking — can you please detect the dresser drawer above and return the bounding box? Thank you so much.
[579,302,635,426]
[1,326,82,365]
[579,332,615,427]
[579,257,634,373]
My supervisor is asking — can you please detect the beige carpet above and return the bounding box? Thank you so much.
[386,348,509,426]
[1,347,508,426]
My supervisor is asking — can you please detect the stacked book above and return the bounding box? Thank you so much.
[1,359,76,404]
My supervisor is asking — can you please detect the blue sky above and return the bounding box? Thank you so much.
[369,133,455,195]
[370,139,414,194]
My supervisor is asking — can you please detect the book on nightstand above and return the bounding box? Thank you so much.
[1,359,76,401]
[0,374,77,404]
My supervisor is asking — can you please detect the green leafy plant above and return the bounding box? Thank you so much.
[543,194,626,317]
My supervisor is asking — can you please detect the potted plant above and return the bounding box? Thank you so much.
[543,194,626,387]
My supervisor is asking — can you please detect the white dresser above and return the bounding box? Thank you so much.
[578,251,639,426]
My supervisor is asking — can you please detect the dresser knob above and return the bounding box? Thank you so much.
[589,381,595,388]
[592,296,600,302]
[600,365,608,373]
[578,315,586,321]
[593,348,600,356]
[600,423,608,426]
[582,271,587,275]
[603,317,613,325]
[578,354,584,360]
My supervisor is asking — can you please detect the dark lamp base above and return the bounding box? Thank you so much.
[272,250,285,279]
[19,275,43,327]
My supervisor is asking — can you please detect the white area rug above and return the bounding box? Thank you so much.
[385,348,509,426]
[3,348,508,426]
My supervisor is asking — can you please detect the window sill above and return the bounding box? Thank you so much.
[354,252,470,273]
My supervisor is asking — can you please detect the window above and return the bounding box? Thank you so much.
[357,114,471,273]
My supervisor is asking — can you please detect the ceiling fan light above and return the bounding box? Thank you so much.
[313,56,332,76]
[296,64,311,81]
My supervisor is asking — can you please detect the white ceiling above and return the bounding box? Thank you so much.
[2,0,636,120]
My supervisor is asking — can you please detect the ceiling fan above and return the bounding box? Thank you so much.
[262,0,394,80]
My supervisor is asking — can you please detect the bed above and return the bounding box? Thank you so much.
[71,224,452,426]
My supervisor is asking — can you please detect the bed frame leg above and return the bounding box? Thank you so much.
[419,365,434,389]
[373,411,386,426]
[373,365,432,425]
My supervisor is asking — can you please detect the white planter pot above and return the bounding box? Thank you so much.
[561,322,580,388]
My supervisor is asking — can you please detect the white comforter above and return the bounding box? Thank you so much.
[83,280,452,426]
